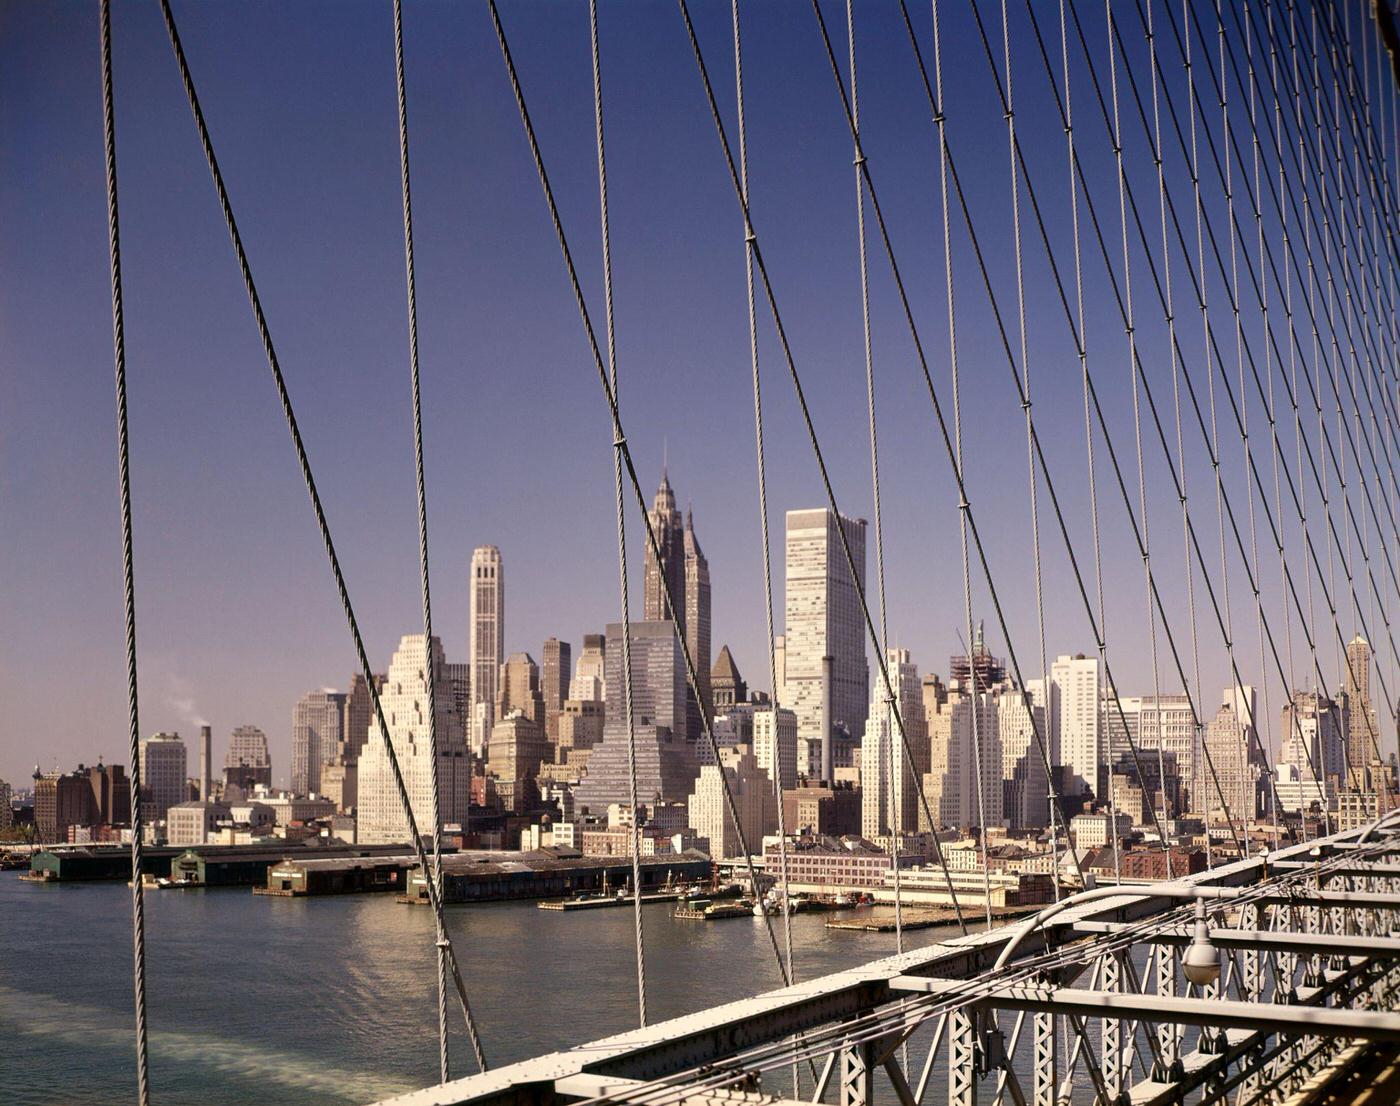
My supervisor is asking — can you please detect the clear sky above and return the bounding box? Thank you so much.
[3,0,1393,787]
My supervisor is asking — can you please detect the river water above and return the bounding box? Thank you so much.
[0,872,966,1106]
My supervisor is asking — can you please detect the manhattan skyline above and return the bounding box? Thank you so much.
[3,1,1388,786]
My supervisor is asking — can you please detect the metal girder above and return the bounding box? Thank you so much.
[949,1008,977,1106]
[1067,922,1400,958]
[838,1038,872,1106]
[1252,888,1400,909]
[554,1074,803,1106]
[890,978,1400,1041]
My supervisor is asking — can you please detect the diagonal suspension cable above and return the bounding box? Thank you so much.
[586,0,648,1029]
[154,0,487,1072]
[728,0,797,1005]
[485,0,818,981]
[390,0,451,1080]
[674,0,973,930]
[98,4,152,1102]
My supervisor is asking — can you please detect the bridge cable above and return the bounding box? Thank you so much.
[926,0,998,929]
[840,0,907,955]
[727,0,798,1011]
[484,0,823,990]
[154,0,488,1071]
[1025,0,1320,835]
[1142,0,1215,860]
[995,0,1063,893]
[1159,0,1400,787]
[675,0,972,933]
[390,0,452,1079]
[98,4,152,1102]
[586,0,649,1029]
[901,0,1247,865]
[1106,0,1176,875]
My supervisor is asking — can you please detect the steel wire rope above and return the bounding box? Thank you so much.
[926,0,997,931]
[919,0,1258,860]
[391,0,452,1078]
[840,0,907,955]
[727,1,799,1067]
[485,0,823,989]
[1105,0,1176,874]
[674,0,975,934]
[1157,0,1400,784]
[154,0,488,1070]
[1141,0,1214,865]
[1026,0,1333,831]
[586,0,648,1029]
[98,4,152,1102]
[995,0,1063,900]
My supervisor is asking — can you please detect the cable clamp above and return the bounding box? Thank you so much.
[853,152,867,167]
[932,112,946,124]
[436,938,451,950]
[613,433,627,449]
[1004,110,1014,122]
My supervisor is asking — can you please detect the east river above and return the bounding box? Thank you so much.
[0,872,971,1106]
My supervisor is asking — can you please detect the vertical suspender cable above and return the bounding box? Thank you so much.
[1056,0,1121,880]
[390,0,451,1079]
[930,0,995,930]
[155,0,487,1071]
[586,0,648,1028]
[1105,0,1174,875]
[729,0,797,1006]
[998,0,1059,896]
[99,5,152,1102]
[842,0,904,955]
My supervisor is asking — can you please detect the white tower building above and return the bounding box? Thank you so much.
[783,508,868,780]
[470,546,505,753]
[357,634,473,844]
[1050,654,1101,798]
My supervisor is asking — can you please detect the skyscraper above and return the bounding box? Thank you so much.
[1049,655,1101,799]
[291,689,345,795]
[470,546,505,752]
[223,726,271,791]
[1203,688,1260,826]
[139,732,187,823]
[643,473,686,622]
[496,653,545,726]
[1344,635,1380,786]
[357,634,473,844]
[569,634,606,702]
[784,508,868,779]
[572,620,699,814]
[341,672,375,762]
[541,638,572,744]
[684,510,711,722]
[641,474,711,732]
[860,648,926,839]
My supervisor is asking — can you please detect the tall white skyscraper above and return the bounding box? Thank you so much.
[860,648,925,838]
[470,546,504,753]
[357,635,473,844]
[999,687,1050,831]
[784,508,868,780]
[923,681,1003,832]
[752,707,799,793]
[1050,654,1101,798]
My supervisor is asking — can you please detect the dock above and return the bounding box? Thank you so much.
[825,904,1042,932]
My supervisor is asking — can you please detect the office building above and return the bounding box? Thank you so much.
[860,648,926,839]
[1344,635,1381,787]
[1202,688,1260,827]
[752,707,798,793]
[140,732,188,823]
[497,652,545,729]
[357,634,473,844]
[488,711,549,813]
[569,634,606,702]
[541,638,572,745]
[224,725,272,791]
[711,645,748,714]
[1279,689,1345,803]
[999,686,1050,831]
[688,748,775,860]
[684,510,711,722]
[1050,655,1101,799]
[923,679,1003,832]
[573,620,700,813]
[783,508,869,780]
[291,689,345,796]
[470,545,505,752]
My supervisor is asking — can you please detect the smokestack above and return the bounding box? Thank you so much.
[820,656,833,783]
[199,725,212,800]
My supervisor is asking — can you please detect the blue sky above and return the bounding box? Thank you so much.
[3,0,1394,786]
